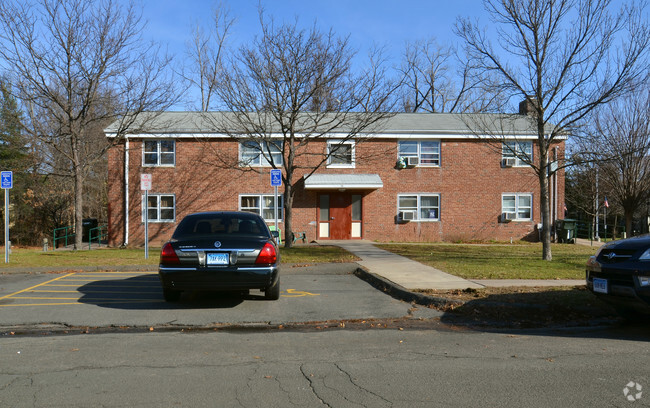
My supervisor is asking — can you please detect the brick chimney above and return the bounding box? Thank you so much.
[518,98,539,116]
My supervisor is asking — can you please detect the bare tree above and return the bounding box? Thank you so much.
[0,0,177,249]
[183,2,235,111]
[583,88,650,235]
[208,13,396,247]
[456,0,650,260]
[398,38,507,113]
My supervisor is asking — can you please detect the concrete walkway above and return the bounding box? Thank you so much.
[328,240,584,291]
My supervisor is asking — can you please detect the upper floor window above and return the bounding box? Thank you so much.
[240,194,283,221]
[143,140,175,166]
[143,194,175,222]
[502,141,532,167]
[502,193,532,221]
[327,140,355,168]
[397,193,440,222]
[240,140,283,167]
[398,140,440,166]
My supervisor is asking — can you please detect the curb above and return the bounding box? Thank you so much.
[353,266,464,309]
[353,266,593,312]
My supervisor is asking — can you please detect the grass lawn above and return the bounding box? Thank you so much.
[378,242,600,280]
[0,244,358,269]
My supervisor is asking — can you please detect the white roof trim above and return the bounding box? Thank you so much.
[304,174,383,190]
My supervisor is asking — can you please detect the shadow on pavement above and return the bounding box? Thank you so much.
[75,274,270,310]
[436,288,650,341]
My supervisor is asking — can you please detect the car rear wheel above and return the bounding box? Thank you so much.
[163,288,181,302]
[264,278,280,300]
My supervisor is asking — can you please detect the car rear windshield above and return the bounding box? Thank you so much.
[173,214,269,239]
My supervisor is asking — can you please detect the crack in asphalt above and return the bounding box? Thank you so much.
[334,362,392,407]
[299,363,331,407]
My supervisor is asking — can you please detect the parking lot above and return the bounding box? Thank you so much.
[0,265,438,330]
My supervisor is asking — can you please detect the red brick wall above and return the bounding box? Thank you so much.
[106,137,565,246]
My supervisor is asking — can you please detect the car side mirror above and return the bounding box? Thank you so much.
[271,230,280,238]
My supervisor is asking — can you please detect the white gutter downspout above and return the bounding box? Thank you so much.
[124,138,129,246]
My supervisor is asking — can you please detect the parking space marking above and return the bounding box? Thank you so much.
[283,289,320,297]
[0,273,75,301]
[0,271,162,308]
[1,272,321,307]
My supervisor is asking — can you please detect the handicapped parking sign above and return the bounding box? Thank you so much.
[1,171,12,189]
[270,169,282,186]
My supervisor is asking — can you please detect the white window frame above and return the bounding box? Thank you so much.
[397,193,440,222]
[398,140,440,167]
[239,140,283,167]
[142,194,175,223]
[327,140,355,168]
[501,193,533,221]
[502,141,533,167]
[239,194,284,222]
[143,140,175,167]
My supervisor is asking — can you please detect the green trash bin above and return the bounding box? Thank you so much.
[559,219,577,243]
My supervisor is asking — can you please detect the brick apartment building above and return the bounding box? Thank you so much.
[105,110,565,247]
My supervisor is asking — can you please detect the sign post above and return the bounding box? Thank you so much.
[1,171,13,263]
[141,174,152,259]
[270,169,282,234]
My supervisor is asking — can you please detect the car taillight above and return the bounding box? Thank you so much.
[255,242,277,265]
[160,243,180,264]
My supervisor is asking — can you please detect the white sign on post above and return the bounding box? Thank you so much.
[141,174,151,259]
[141,174,152,191]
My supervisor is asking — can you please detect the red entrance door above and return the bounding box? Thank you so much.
[319,193,353,239]
[330,193,352,239]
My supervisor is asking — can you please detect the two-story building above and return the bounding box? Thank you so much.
[105,109,564,247]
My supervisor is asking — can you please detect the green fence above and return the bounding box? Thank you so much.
[53,226,75,249]
[53,224,107,249]
[88,225,108,249]
[574,221,625,241]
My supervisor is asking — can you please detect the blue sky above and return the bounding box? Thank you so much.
[140,0,486,65]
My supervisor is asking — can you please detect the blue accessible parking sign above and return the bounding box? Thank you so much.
[270,169,282,186]
[1,171,12,189]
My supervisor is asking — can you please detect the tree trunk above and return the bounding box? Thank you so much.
[539,148,552,261]
[625,210,634,238]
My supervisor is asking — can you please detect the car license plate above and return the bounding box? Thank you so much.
[593,278,608,294]
[207,252,229,266]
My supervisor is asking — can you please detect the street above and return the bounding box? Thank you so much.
[1,325,649,407]
[0,264,649,407]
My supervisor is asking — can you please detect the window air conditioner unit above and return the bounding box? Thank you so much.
[399,211,416,221]
[502,212,516,222]
[406,156,419,167]
[502,158,516,167]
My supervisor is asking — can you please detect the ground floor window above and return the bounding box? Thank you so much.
[502,193,532,221]
[397,194,440,221]
[143,194,175,222]
[240,194,284,221]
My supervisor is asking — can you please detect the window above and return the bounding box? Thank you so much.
[502,193,532,221]
[502,141,532,166]
[143,140,175,166]
[327,140,355,167]
[398,141,440,166]
[240,140,283,167]
[143,194,175,222]
[240,194,284,221]
[397,194,440,221]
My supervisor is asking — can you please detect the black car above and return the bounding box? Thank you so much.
[586,235,650,315]
[158,211,280,302]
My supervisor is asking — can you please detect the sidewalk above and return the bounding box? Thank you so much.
[328,240,584,291]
